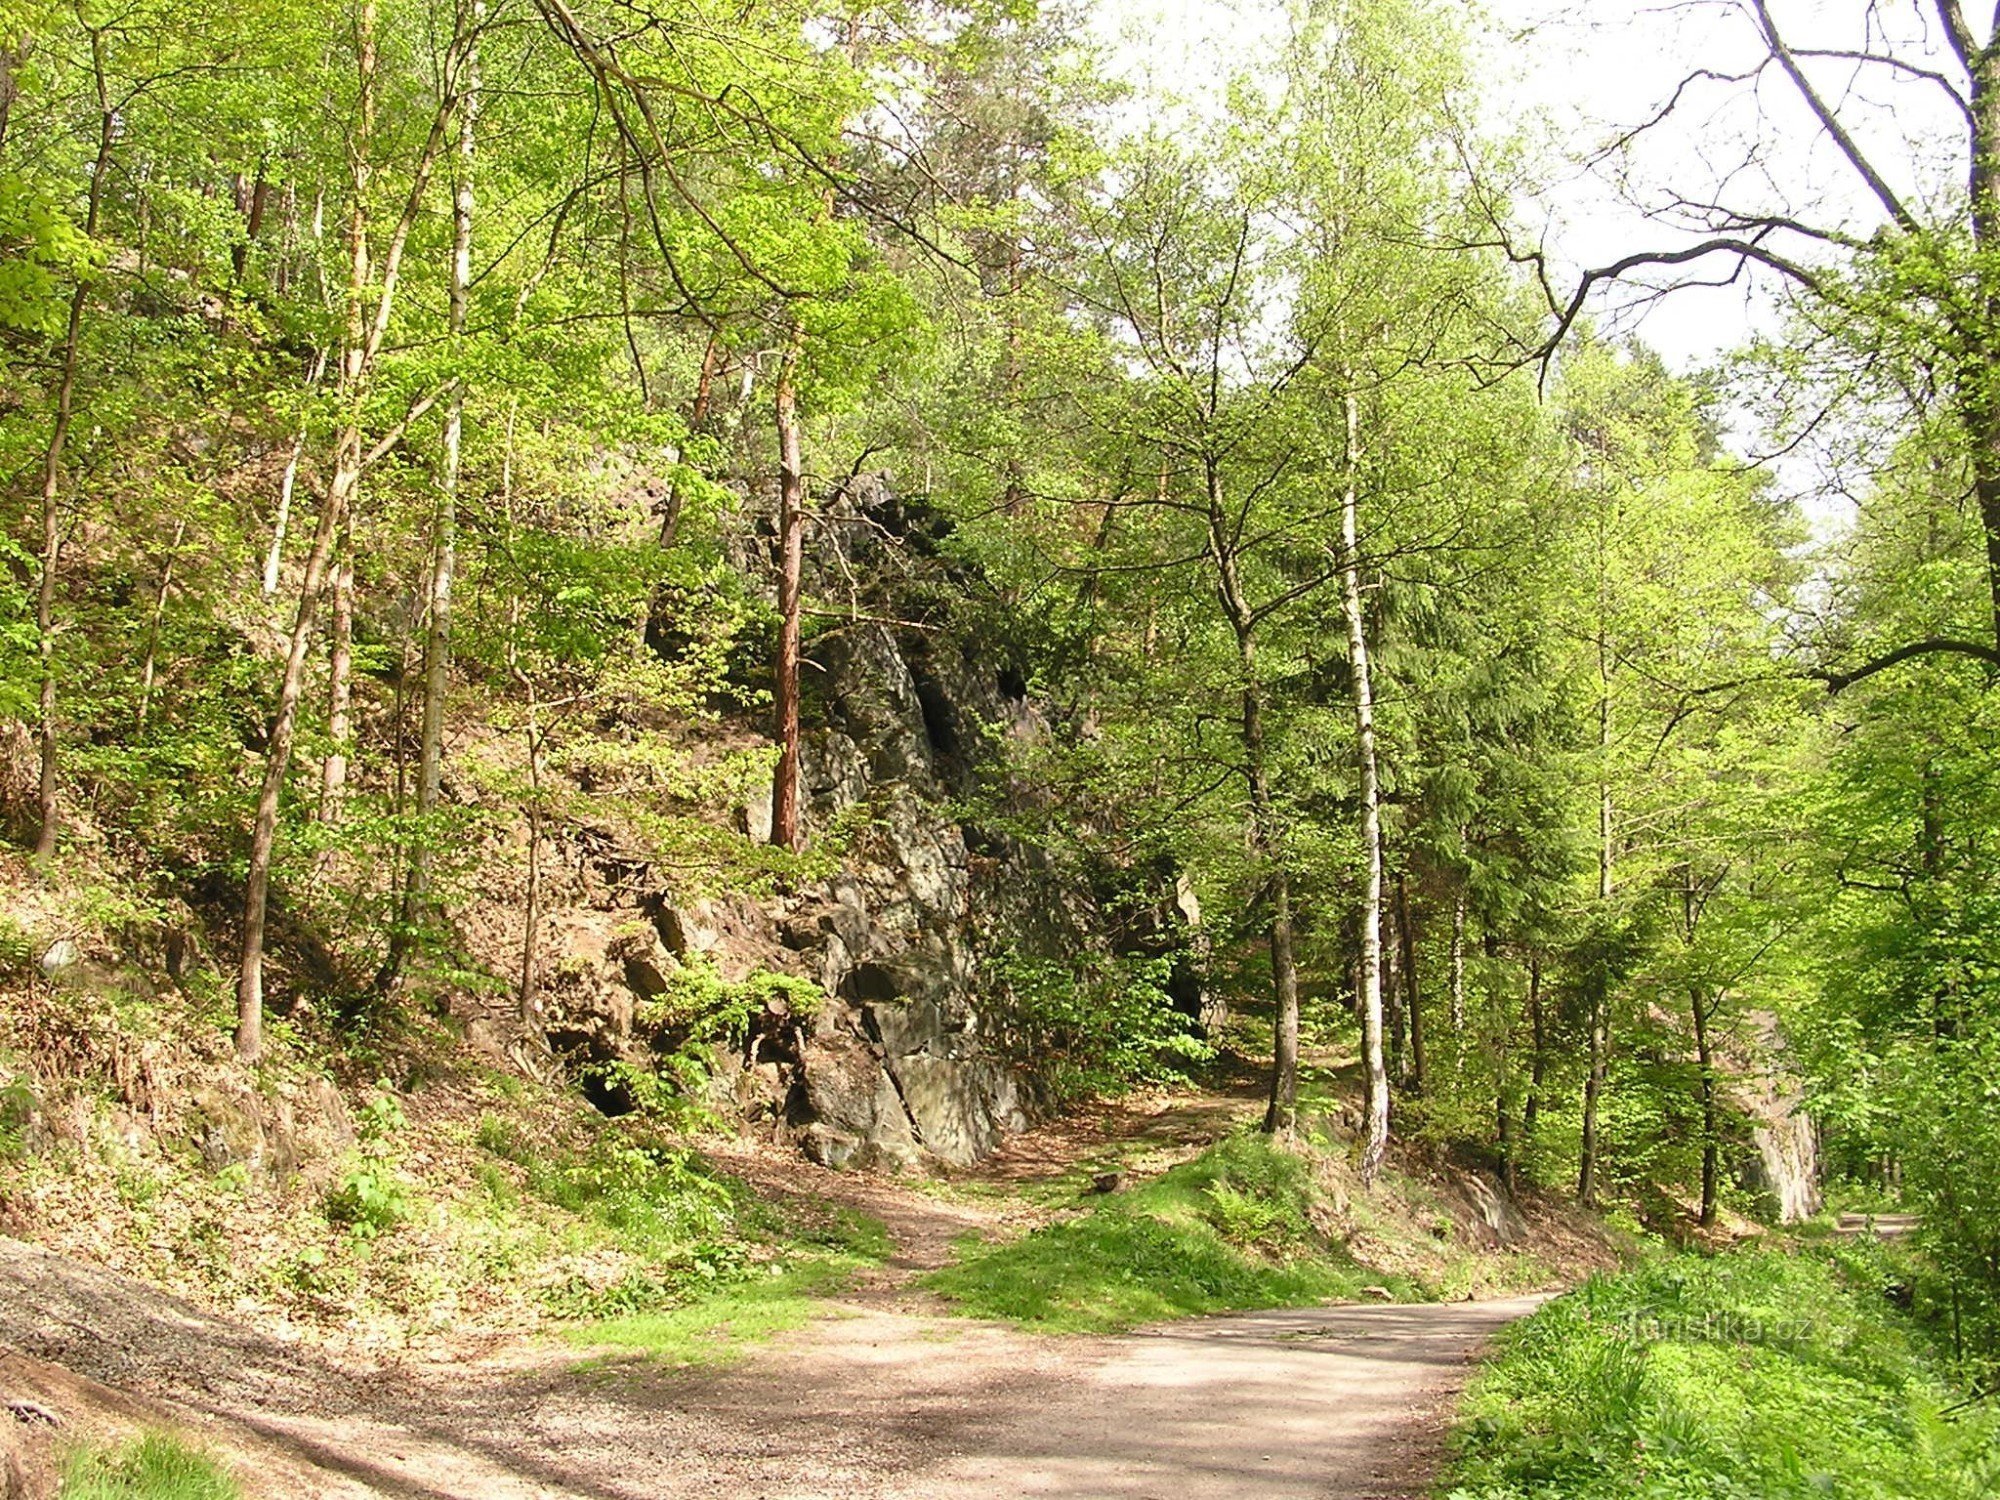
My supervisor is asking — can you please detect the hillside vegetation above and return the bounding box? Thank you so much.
[1445,1247,2000,1500]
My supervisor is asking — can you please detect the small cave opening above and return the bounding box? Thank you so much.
[578,1066,637,1118]
[997,664,1027,701]
[840,961,902,1004]
[783,1079,814,1127]
[912,673,960,761]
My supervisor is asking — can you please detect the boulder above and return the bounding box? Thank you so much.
[797,1033,919,1171]
[607,929,676,1001]
[886,1054,1032,1167]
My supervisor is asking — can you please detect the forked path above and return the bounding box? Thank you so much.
[0,1086,1546,1497]
[0,1231,1541,1500]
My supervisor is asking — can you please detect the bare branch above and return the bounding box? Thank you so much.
[1789,46,1973,125]
[1751,0,1920,234]
[1541,233,1823,368]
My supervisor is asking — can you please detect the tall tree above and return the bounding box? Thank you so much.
[237,0,468,1058]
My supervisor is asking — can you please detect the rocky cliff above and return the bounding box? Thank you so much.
[512,480,1128,1170]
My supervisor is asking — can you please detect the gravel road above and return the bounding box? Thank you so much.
[0,1235,1541,1499]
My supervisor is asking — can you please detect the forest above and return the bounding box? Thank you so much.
[2,0,1999,1496]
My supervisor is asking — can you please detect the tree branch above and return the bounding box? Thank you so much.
[1751,0,1921,234]
[1814,637,2000,691]
[1933,0,1979,75]
[1540,233,1823,368]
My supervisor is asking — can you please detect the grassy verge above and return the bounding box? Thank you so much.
[1441,1245,2000,1499]
[924,1133,1429,1332]
[564,1207,890,1367]
[60,1433,240,1499]
[569,1260,857,1368]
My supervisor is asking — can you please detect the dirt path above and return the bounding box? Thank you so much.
[705,1075,1271,1284]
[0,1229,1537,1500]
[880,1297,1546,1500]
[0,1083,1543,1498]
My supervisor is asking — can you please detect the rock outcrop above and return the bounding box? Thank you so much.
[520,479,1127,1169]
[1731,1012,1823,1224]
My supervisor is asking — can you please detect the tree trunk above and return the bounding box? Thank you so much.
[237,439,359,1059]
[1523,952,1546,1149]
[1967,40,2000,646]
[408,14,477,914]
[264,350,328,596]
[32,34,113,860]
[516,679,545,1027]
[232,160,268,282]
[266,437,307,597]
[1449,883,1467,1032]
[1249,683,1300,1135]
[1197,458,1299,1134]
[1385,919,1406,1086]
[1339,387,1390,1181]
[1693,984,1719,1227]
[0,37,21,154]
[498,402,542,1027]
[1398,875,1425,1096]
[1579,562,1614,1206]
[1496,994,1515,1196]
[1579,973,1610,1206]
[769,331,806,852]
[237,0,381,1061]
[136,519,188,731]
[319,520,355,822]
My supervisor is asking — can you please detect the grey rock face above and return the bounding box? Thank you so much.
[568,482,1112,1160]
[535,479,1108,1166]
[1732,1012,1823,1224]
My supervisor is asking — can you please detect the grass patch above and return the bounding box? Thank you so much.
[925,1132,1428,1332]
[1441,1245,2000,1499]
[567,1257,864,1368]
[549,1169,894,1366]
[60,1433,240,1499]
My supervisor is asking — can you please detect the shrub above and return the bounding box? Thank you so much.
[987,950,1212,1100]
[324,1163,411,1236]
[324,1088,411,1236]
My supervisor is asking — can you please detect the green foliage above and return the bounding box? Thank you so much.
[0,1074,34,1159]
[988,951,1211,1099]
[1443,1248,2000,1500]
[323,1163,411,1237]
[572,957,832,1118]
[4,0,1997,1437]
[0,916,36,979]
[492,1126,744,1260]
[324,1090,411,1237]
[59,1433,240,1500]
[926,1134,1423,1331]
[640,957,823,1045]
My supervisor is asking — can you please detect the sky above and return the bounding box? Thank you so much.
[1087,0,1961,371]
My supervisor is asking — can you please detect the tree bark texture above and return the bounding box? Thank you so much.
[1339,387,1390,1181]
[770,331,806,852]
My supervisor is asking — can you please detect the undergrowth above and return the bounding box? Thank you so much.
[1,961,879,1356]
[925,1132,1429,1331]
[1442,1245,2000,1499]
